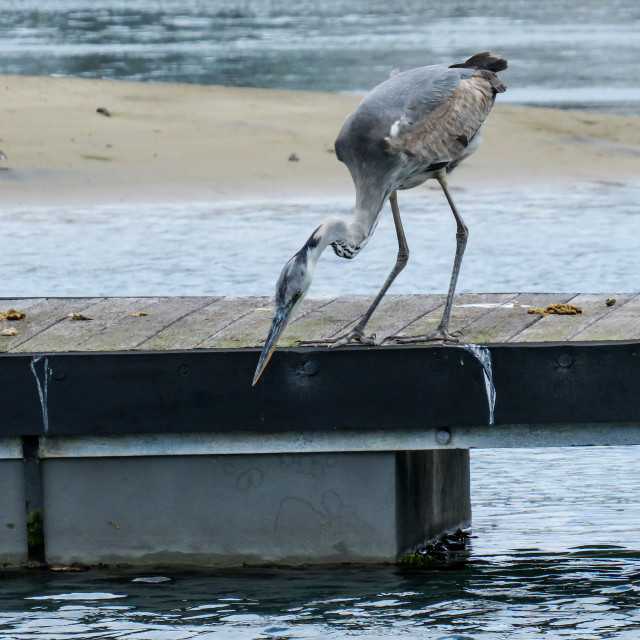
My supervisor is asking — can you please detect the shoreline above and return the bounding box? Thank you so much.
[2,74,640,208]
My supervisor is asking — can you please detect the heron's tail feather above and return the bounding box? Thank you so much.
[450,51,508,73]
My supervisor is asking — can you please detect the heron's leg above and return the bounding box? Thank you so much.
[298,191,410,348]
[387,170,468,344]
[342,190,410,343]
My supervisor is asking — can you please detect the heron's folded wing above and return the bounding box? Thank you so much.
[385,69,498,163]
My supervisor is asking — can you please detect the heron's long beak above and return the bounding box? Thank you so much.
[252,306,291,386]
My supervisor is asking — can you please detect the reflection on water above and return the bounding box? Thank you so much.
[1,548,639,638]
[1,0,640,112]
[472,448,640,557]
[0,556,639,639]
[1,183,639,298]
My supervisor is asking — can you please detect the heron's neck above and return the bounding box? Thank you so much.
[300,214,359,264]
[302,199,386,264]
[315,217,351,250]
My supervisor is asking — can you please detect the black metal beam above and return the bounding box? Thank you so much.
[1,342,639,436]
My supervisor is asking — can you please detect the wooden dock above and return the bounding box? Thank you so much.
[2,292,640,441]
[2,292,639,353]
[1,293,639,569]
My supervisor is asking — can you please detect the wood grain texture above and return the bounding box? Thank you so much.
[1,294,638,353]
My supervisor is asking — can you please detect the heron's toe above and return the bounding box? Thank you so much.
[355,330,377,346]
[327,329,376,349]
[385,328,461,344]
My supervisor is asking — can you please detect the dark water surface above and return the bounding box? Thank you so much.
[1,0,640,112]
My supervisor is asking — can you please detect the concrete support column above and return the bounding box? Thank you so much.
[4,447,472,568]
[0,437,29,568]
[396,449,471,554]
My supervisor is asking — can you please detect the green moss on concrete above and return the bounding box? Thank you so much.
[397,552,438,568]
[26,508,44,552]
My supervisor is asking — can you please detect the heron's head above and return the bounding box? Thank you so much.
[252,249,315,386]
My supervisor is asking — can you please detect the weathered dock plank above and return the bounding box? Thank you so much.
[474,293,579,343]
[281,294,448,345]
[200,296,332,349]
[2,294,640,352]
[13,297,163,353]
[571,294,640,341]
[452,293,522,342]
[137,297,225,350]
[517,293,637,342]
[464,293,575,344]
[0,298,43,315]
[191,296,271,348]
[78,297,219,352]
[389,293,516,342]
[278,294,373,345]
[355,294,446,341]
[2,298,99,353]
[189,296,271,348]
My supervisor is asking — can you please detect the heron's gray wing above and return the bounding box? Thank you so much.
[384,67,499,163]
[386,66,471,136]
[352,66,466,132]
[335,65,468,165]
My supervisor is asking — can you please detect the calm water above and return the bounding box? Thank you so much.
[1,184,639,297]
[1,0,640,113]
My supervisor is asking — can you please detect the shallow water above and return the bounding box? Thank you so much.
[1,183,639,298]
[1,447,639,639]
[1,0,640,113]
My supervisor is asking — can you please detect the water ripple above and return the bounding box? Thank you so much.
[1,184,639,298]
[1,0,640,112]
[2,554,640,638]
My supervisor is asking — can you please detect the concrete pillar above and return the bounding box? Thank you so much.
[396,449,471,553]
[37,449,471,567]
[0,460,28,567]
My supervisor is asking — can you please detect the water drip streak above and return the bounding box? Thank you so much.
[30,356,50,433]
[456,343,496,425]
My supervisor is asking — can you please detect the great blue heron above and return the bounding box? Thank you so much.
[253,51,507,386]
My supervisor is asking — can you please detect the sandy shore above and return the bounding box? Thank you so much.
[1,74,640,207]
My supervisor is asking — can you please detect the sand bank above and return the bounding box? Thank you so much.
[1,74,640,207]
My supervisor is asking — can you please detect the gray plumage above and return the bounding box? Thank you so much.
[334,52,506,233]
[253,52,507,386]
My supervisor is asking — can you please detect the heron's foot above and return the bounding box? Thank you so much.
[328,328,377,349]
[384,327,461,344]
[296,327,377,349]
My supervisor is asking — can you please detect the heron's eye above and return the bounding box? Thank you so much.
[292,291,302,300]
